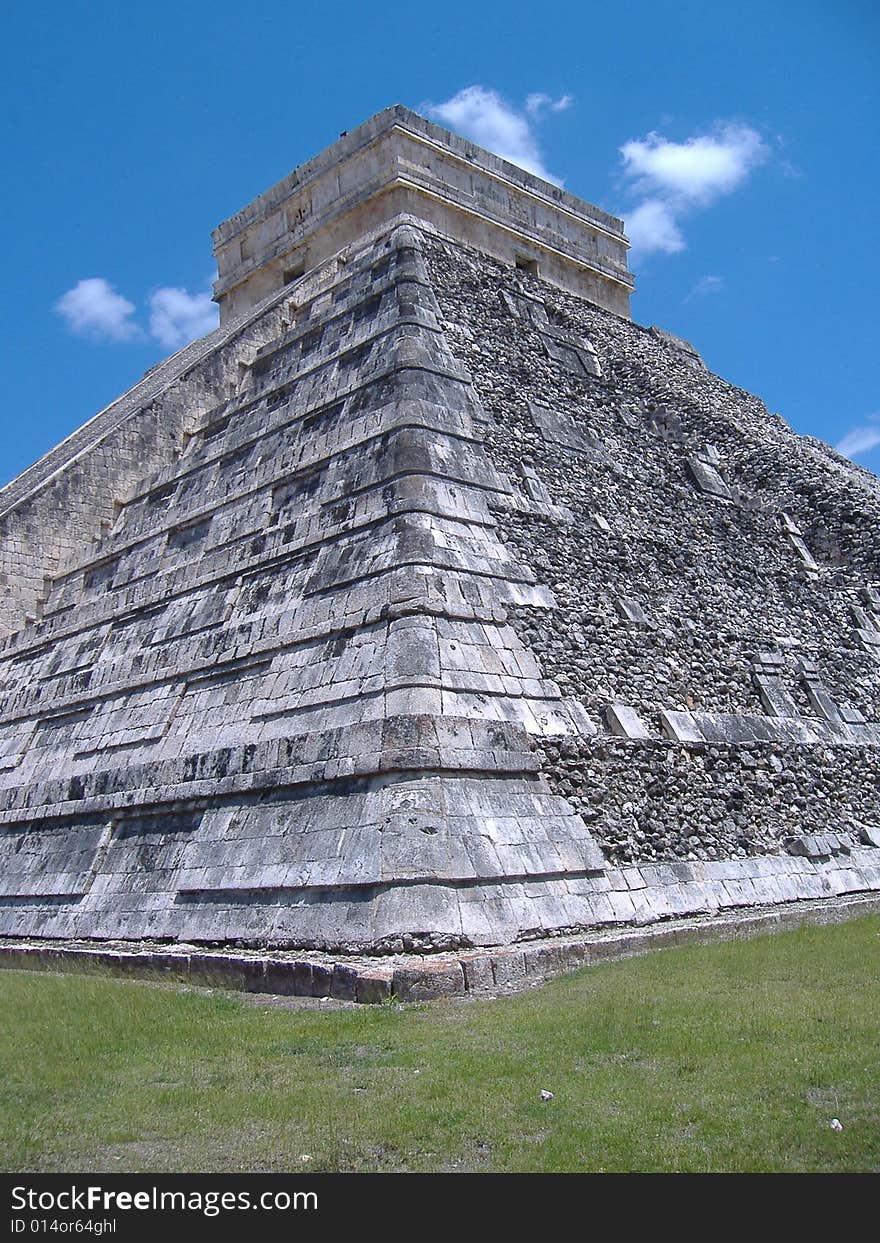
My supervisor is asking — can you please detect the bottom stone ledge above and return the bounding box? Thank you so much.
[2,890,879,1004]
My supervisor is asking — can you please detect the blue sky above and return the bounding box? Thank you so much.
[1,0,877,486]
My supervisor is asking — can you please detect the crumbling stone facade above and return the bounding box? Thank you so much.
[421,237,880,871]
[0,107,877,960]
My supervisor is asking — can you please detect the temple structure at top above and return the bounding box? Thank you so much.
[211,105,633,322]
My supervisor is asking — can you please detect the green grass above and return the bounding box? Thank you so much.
[2,916,879,1172]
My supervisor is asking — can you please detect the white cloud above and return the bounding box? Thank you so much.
[148,287,218,349]
[621,124,767,206]
[684,274,723,300]
[625,199,685,255]
[423,85,564,183]
[54,278,141,342]
[835,419,880,460]
[525,92,573,117]
[55,278,219,350]
[620,121,768,256]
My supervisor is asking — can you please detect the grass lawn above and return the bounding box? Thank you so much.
[2,915,878,1173]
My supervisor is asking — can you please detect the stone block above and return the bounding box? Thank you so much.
[355,969,393,1004]
[606,704,651,739]
[522,943,563,979]
[659,710,704,744]
[491,950,527,989]
[309,963,332,998]
[261,959,299,995]
[858,823,880,849]
[687,455,733,500]
[391,960,465,1002]
[459,954,495,992]
[330,963,359,1001]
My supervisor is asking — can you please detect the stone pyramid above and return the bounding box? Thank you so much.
[1,106,878,958]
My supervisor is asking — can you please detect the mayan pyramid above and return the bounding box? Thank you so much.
[1,105,879,957]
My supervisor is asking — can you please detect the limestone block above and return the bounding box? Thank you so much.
[490,950,527,989]
[687,455,733,500]
[858,823,880,849]
[459,954,495,992]
[391,960,465,1001]
[355,969,393,1004]
[659,710,704,744]
[605,704,651,739]
[330,964,359,1001]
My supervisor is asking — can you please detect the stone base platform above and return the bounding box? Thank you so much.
[3,891,878,1005]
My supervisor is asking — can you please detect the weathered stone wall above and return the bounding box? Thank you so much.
[423,232,880,866]
[0,224,610,950]
[0,309,287,640]
[0,211,878,952]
